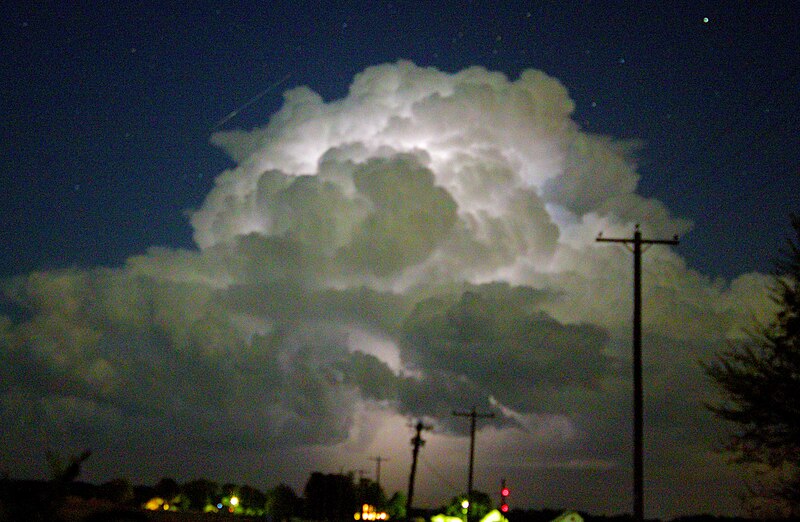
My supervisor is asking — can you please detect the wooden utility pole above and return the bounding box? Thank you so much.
[596,224,678,522]
[406,421,431,519]
[452,407,495,522]
[369,455,389,488]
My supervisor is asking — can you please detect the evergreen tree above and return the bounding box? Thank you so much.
[703,215,800,517]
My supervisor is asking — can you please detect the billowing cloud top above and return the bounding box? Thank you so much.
[0,61,775,517]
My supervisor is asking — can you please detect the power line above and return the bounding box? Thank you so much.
[418,453,461,496]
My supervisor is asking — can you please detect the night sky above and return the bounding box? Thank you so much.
[2,2,799,520]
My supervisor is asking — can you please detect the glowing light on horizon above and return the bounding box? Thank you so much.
[355,504,389,520]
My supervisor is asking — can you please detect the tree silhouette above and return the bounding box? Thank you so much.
[304,472,357,521]
[98,478,134,504]
[357,477,386,509]
[46,449,91,484]
[182,478,219,511]
[266,483,300,521]
[444,490,492,521]
[704,215,800,517]
[385,491,407,519]
[153,477,180,503]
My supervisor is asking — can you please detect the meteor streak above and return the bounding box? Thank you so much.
[211,72,291,131]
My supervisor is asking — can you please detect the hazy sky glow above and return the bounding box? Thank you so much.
[2,3,799,520]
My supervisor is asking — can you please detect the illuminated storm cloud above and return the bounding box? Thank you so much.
[0,61,773,515]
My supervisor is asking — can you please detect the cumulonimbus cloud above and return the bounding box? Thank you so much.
[1,61,775,517]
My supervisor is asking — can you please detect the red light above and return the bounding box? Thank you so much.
[500,504,509,513]
[501,487,509,497]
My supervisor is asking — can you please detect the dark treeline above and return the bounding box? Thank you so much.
[0,475,299,521]
[505,508,759,522]
[0,470,401,522]
[0,476,769,522]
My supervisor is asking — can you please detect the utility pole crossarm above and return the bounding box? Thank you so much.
[596,237,679,245]
[595,236,630,243]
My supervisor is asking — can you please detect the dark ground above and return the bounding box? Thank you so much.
[0,479,766,522]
